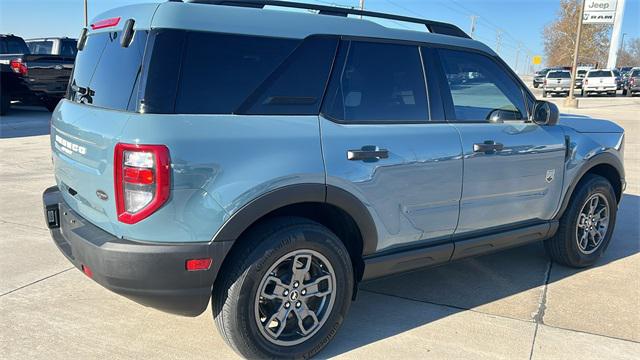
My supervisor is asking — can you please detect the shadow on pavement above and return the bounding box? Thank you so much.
[321,194,639,357]
[0,105,51,139]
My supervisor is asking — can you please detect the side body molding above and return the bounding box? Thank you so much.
[211,184,379,255]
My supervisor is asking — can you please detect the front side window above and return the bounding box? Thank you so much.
[438,48,527,122]
[322,40,428,123]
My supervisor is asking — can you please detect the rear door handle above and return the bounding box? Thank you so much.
[347,146,389,161]
[473,141,504,153]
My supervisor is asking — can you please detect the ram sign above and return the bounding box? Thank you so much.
[583,0,617,23]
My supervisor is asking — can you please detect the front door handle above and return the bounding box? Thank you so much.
[347,146,389,161]
[473,141,504,153]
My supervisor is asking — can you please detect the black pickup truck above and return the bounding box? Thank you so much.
[1,34,74,115]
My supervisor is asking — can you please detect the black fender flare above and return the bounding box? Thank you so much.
[554,152,625,220]
[211,183,378,255]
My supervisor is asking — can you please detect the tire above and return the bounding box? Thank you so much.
[622,88,627,96]
[608,91,616,97]
[544,174,617,268]
[534,83,539,88]
[0,93,10,116]
[581,89,585,97]
[542,90,547,98]
[212,217,354,359]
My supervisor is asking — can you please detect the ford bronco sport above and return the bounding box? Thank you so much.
[43,1,625,358]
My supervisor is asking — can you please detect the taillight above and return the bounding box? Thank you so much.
[9,58,27,76]
[114,143,170,224]
[631,78,635,85]
[584,79,588,85]
[91,17,121,30]
[544,79,547,85]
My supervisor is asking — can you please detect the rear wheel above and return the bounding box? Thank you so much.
[534,83,539,88]
[212,217,353,359]
[542,90,547,98]
[622,88,627,95]
[545,174,617,268]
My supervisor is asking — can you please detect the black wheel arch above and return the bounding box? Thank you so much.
[555,152,624,221]
[210,184,378,283]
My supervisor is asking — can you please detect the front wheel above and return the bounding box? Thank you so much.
[534,83,539,88]
[545,174,617,268]
[212,217,354,359]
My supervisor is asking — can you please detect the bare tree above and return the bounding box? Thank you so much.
[543,0,611,67]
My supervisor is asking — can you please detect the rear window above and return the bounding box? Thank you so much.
[588,70,613,78]
[547,71,571,78]
[27,40,54,54]
[1,37,29,54]
[69,31,148,111]
[632,70,640,77]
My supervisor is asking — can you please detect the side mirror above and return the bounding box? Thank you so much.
[532,100,559,126]
[77,27,88,51]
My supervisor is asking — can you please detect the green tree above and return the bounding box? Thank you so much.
[543,0,611,67]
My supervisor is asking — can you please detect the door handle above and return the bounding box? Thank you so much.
[347,146,389,161]
[473,141,504,153]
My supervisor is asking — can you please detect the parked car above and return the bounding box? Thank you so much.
[42,1,625,359]
[574,69,588,89]
[622,68,640,96]
[533,68,551,88]
[0,34,75,115]
[542,70,572,97]
[612,69,623,90]
[26,37,78,56]
[581,69,617,96]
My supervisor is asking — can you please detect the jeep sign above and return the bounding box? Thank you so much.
[583,0,617,23]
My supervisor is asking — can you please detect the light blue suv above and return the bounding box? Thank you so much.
[42,1,625,358]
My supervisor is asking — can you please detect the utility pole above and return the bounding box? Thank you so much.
[469,15,478,39]
[495,29,503,55]
[565,0,586,108]
[606,0,626,69]
[515,42,522,74]
[84,0,88,27]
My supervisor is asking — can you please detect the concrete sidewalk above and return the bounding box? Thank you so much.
[1,97,638,359]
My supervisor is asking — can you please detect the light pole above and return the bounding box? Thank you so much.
[84,0,88,27]
[565,0,586,108]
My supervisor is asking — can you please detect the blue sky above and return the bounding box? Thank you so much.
[1,0,638,71]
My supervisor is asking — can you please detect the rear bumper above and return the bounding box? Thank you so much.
[584,86,616,92]
[42,186,232,317]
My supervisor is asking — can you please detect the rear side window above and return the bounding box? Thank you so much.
[69,31,148,110]
[322,41,428,123]
[60,40,78,57]
[27,40,54,54]
[438,48,526,122]
[239,36,338,115]
[175,32,299,114]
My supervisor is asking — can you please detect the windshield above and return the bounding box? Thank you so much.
[548,71,570,78]
[588,70,613,78]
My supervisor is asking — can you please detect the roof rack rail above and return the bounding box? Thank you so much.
[185,0,471,39]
